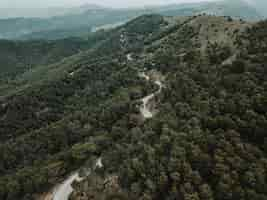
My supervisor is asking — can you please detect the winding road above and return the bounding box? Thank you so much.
[43,53,162,200]
[127,53,163,119]
[139,72,163,119]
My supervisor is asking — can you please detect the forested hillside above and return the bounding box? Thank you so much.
[0,14,267,200]
[0,30,110,84]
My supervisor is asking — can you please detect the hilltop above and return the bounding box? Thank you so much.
[0,14,267,200]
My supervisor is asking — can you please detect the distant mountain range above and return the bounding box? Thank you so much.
[0,0,264,40]
[0,4,106,18]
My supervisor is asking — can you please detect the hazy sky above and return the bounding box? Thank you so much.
[0,0,217,8]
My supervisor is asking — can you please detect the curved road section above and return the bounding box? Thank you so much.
[139,72,163,119]
[52,173,83,200]
[44,158,103,200]
[43,63,162,200]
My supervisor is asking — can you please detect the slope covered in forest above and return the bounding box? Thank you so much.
[0,14,267,200]
[0,30,110,85]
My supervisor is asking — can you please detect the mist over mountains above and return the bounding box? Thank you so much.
[0,0,263,19]
[0,4,105,18]
[0,0,264,40]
